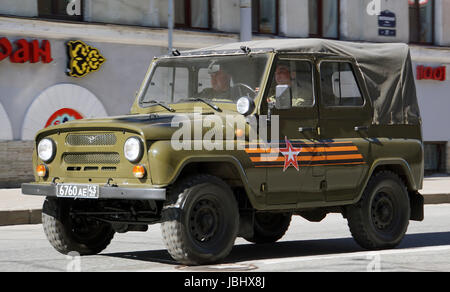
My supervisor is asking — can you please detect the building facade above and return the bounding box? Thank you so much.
[0,0,449,186]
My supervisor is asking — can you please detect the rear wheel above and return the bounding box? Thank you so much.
[42,197,115,255]
[244,212,292,244]
[160,174,239,265]
[346,171,410,250]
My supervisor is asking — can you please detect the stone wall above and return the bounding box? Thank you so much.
[0,141,34,188]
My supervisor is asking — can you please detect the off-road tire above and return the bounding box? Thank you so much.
[42,197,115,255]
[346,171,410,250]
[161,174,239,265]
[244,212,292,244]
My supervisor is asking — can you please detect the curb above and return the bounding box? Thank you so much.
[0,209,42,226]
[423,194,450,205]
[0,195,449,227]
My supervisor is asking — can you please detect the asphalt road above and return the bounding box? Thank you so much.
[1,204,449,272]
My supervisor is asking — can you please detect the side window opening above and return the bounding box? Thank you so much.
[320,62,363,107]
[266,59,315,108]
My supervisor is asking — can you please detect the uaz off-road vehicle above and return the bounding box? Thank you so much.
[22,39,424,265]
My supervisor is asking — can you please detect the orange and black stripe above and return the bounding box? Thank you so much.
[245,141,365,168]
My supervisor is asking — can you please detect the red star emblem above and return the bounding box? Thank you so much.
[279,137,302,172]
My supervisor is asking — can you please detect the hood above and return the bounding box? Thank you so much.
[35,112,248,141]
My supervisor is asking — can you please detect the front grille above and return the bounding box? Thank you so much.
[63,153,120,164]
[66,133,117,146]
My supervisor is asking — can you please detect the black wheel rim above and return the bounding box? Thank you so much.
[189,197,221,243]
[371,191,395,231]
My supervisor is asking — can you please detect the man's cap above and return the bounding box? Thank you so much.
[207,60,230,74]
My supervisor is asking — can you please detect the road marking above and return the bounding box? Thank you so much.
[254,245,450,266]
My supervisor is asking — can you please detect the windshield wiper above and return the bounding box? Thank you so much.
[141,100,176,112]
[186,98,222,112]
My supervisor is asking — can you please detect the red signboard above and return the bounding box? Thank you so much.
[45,108,83,128]
[416,65,446,82]
[0,37,53,63]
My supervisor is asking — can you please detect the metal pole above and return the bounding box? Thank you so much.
[168,0,174,54]
[240,0,252,42]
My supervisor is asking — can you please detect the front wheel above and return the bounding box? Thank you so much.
[346,171,410,250]
[161,175,239,265]
[42,198,115,255]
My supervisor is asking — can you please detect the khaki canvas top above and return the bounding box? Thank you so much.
[182,38,420,125]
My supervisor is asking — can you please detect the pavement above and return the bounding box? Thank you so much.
[0,175,449,226]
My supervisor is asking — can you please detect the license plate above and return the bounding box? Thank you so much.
[56,184,99,199]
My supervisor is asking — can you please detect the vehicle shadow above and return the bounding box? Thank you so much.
[101,231,450,267]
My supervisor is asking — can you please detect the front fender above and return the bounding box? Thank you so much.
[147,140,266,208]
[148,140,251,183]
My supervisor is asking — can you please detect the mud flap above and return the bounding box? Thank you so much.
[409,191,424,221]
[238,210,254,238]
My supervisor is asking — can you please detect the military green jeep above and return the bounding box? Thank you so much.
[22,39,424,265]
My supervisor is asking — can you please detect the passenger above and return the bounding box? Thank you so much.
[267,61,306,107]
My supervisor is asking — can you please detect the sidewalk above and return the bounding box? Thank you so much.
[0,176,449,226]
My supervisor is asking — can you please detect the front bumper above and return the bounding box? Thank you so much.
[21,183,166,201]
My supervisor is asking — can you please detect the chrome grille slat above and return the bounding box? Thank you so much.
[66,133,117,146]
[63,153,120,164]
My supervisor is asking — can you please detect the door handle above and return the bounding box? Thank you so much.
[298,127,316,133]
[354,126,369,132]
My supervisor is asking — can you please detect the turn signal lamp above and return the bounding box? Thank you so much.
[36,164,47,177]
[133,165,146,179]
[235,128,245,138]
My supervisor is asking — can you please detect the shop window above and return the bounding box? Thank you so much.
[409,0,434,44]
[309,0,340,39]
[252,0,279,35]
[175,0,211,29]
[424,142,446,174]
[38,0,83,21]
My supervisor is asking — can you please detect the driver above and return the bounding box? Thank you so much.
[198,61,232,100]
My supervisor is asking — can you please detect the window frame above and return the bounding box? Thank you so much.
[308,0,340,39]
[263,56,317,109]
[37,0,84,22]
[318,59,366,109]
[409,0,435,45]
[252,0,280,35]
[175,0,212,30]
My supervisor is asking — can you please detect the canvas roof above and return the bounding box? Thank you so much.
[182,38,420,125]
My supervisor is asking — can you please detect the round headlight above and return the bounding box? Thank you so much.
[38,138,55,162]
[124,137,143,163]
[236,97,255,116]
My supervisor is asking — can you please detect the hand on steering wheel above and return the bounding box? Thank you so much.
[233,83,256,98]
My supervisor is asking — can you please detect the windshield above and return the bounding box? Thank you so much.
[139,54,269,107]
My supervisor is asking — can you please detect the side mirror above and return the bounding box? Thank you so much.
[275,85,292,110]
[236,96,255,116]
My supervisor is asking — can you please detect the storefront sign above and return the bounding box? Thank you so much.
[0,38,53,63]
[378,10,396,28]
[378,10,396,37]
[416,65,447,81]
[66,40,106,78]
[45,108,83,128]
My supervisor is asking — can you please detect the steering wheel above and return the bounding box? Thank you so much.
[233,83,256,99]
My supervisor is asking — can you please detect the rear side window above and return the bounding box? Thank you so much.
[320,62,363,107]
